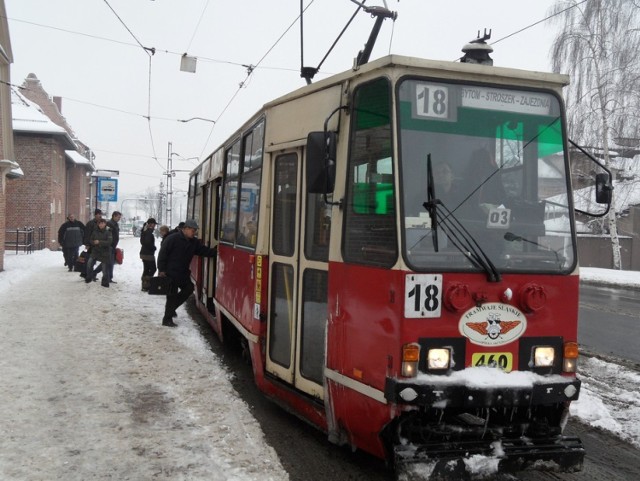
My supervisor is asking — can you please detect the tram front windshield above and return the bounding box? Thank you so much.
[398,79,575,274]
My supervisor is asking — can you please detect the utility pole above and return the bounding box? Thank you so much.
[167,141,174,228]
[158,180,164,224]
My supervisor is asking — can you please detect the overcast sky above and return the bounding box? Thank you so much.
[5,0,562,202]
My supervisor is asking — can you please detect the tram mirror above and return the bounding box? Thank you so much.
[595,173,612,204]
[306,131,336,194]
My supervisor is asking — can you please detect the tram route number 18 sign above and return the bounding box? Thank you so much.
[404,273,442,318]
[97,178,118,202]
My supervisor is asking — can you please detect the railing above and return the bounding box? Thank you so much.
[4,226,47,254]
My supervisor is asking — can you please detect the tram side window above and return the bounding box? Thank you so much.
[237,120,264,248]
[343,77,397,267]
[187,173,198,220]
[221,140,241,242]
[304,191,332,262]
[273,153,298,256]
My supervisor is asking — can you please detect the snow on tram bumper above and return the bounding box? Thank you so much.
[385,368,580,407]
[383,367,584,478]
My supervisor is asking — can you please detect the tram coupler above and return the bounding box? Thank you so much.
[394,435,584,480]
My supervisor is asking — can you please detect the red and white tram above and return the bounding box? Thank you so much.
[185,46,611,478]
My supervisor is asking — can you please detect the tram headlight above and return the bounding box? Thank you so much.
[401,343,420,378]
[427,348,451,370]
[534,346,555,367]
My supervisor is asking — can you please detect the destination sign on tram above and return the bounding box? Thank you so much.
[461,86,552,115]
[413,83,553,121]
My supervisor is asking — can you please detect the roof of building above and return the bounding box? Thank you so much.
[65,150,94,170]
[11,87,75,148]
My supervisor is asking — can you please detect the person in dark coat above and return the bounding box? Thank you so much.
[157,219,216,327]
[158,225,171,245]
[58,214,85,271]
[107,211,122,283]
[83,208,104,279]
[139,218,157,291]
[171,221,185,234]
[85,218,112,287]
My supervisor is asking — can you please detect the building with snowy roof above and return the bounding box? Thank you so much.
[6,79,95,252]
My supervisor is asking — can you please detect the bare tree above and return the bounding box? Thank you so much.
[550,0,640,269]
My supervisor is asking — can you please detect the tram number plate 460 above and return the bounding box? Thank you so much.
[471,352,513,372]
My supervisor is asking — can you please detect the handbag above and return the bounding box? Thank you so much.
[115,247,124,265]
[148,276,173,295]
[74,250,87,272]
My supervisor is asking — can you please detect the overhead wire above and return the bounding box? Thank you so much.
[7,2,580,174]
[490,0,587,46]
[184,0,211,53]
[102,0,163,172]
[3,16,296,71]
[198,0,317,158]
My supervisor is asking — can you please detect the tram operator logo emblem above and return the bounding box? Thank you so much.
[459,303,527,346]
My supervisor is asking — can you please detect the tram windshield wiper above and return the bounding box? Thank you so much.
[504,231,564,269]
[423,155,501,283]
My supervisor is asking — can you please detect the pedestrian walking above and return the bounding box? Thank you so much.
[139,218,157,291]
[107,211,122,283]
[57,214,85,271]
[157,219,216,327]
[83,209,104,280]
[85,218,112,287]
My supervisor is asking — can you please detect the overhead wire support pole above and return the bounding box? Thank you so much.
[167,142,173,228]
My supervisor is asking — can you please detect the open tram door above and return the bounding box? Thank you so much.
[265,146,330,401]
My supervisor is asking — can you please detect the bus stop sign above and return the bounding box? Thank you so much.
[97,177,118,202]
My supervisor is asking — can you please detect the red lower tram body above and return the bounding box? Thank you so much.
[190,249,584,477]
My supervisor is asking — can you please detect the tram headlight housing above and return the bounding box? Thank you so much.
[401,343,420,378]
[534,346,555,367]
[427,348,451,370]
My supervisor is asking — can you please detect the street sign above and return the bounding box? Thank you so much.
[97,177,118,202]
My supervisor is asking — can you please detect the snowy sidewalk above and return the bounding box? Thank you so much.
[0,237,288,481]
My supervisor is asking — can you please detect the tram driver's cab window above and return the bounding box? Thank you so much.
[343,77,397,268]
[398,79,574,273]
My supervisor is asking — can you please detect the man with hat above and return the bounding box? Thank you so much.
[157,219,216,327]
[139,217,158,291]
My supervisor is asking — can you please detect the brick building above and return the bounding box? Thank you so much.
[7,80,94,252]
[19,74,95,223]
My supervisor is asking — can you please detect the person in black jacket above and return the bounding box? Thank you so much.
[85,218,112,287]
[58,214,85,271]
[83,209,103,280]
[139,218,157,291]
[157,219,216,327]
[107,211,122,283]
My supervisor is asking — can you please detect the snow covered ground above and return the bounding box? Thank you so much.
[0,237,638,481]
[0,236,288,481]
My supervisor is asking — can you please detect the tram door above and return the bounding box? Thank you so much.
[266,149,329,400]
[202,179,220,306]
